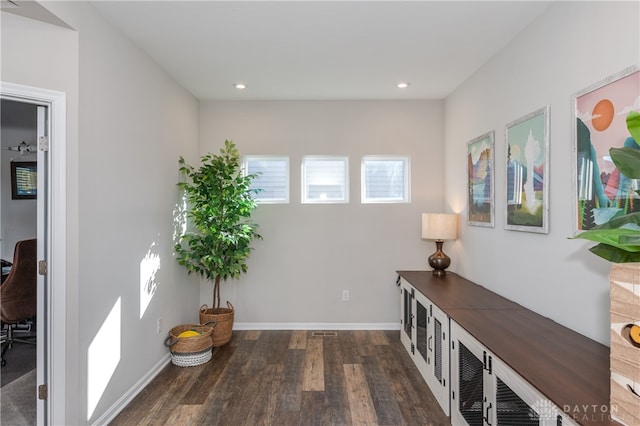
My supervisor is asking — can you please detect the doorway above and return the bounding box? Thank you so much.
[0,82,67,426]
[0,99,39,424]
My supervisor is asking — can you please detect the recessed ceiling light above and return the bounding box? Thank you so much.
[397,82,410,89]
[234,83,247,90]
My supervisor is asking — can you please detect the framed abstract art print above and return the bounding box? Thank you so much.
[573,65,640,232]
[505,106,550,233]
[467,131,495,227]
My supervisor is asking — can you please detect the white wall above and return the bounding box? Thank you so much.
[445,1,640,345]
[199,100,444,326]
[0,9,81,424]
[1,101,38,259]
[2,3,200,424]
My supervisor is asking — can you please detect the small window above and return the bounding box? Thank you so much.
[302,156,349,203]
[243,156,289,204]
[361,156,410,203]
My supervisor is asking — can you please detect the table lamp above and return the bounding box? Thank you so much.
[422,213,458,277]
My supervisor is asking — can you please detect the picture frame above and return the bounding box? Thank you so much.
[572,65,640,233]
[11,161,37,200]
[504,106,550,233]
[467,131,495,227]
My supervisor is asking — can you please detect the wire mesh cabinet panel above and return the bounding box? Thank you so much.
[492,360,578,426]
[451,321,492,426]
[399,279,414,356]
[451,321,578,426]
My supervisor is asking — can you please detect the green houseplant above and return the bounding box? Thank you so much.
[175,140,261,345]
[573,111,640,262]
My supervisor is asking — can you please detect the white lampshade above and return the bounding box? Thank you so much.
[422,213,458,241]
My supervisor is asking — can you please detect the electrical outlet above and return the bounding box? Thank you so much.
[156,318,162,334]
[342,290,350,301]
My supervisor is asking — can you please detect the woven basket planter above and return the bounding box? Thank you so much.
[170,348,212,367]
[164,322,216,367]
[200,302,234,347]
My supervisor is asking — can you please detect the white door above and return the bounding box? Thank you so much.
[2,81,67,425]
[36,105,49,425]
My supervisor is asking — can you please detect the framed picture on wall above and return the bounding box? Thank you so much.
[467,131,495,227]
[573,65,640,233]
[11,161,37,200]
[504,106,550,233]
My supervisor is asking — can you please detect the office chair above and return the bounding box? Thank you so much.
[0,239,37,367]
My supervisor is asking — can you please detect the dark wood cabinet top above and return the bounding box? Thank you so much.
[397,270,619,426]
[396,270,522,310]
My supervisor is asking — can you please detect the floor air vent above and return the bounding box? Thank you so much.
[311,331,337,337]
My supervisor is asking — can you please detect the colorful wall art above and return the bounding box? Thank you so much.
[505,106,550,233]
[574,65,640,231]
[467,131,495,227]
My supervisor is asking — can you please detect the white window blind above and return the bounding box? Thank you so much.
[361,156,410,203]
[302,156,349,203]
[243,156,289,203]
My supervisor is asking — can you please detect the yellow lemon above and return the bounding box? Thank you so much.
[630,324,640,345]
[178,330,200,338]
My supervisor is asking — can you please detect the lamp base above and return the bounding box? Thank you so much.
[428,240,451,277]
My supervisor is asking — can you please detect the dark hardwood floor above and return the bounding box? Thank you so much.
[110,330,450,426]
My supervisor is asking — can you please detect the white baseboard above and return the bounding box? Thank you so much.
[92,353,171,426]
[233,322,400,331]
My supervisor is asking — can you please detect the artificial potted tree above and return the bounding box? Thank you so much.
[175,140,261,347]
[573,111,640,426]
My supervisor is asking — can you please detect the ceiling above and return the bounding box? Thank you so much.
[81,2,552,100]
[1,0,71,29]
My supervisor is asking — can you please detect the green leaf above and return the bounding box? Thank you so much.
[573,227,640,252]
[619,234,640,245]
[589,243,640,263]
[627,110,640,145]
[610,147,640,179]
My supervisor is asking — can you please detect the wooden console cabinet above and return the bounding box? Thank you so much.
[397,271,620,426]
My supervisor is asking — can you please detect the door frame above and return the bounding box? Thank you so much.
[1,81,67,426]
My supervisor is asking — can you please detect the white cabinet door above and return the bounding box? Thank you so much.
[399,278,414,354]
[412,291,450,415]
[451,321,574,426]
[492,359,578,426]
[451,321,490,426]
[428,299,450,415]
[398,278,450,416]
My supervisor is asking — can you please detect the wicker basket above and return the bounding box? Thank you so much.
[199,302,234,347]
[164,322,216,367]
[170,348,212,367]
